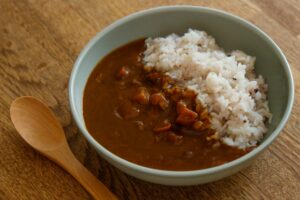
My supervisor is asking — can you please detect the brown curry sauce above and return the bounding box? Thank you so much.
[83,39,249,171]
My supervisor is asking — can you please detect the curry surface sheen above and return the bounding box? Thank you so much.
[83,39,248,171]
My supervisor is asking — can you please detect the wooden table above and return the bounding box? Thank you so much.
[1,0,299,199]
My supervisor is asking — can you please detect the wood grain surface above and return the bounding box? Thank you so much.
[0,0,299,199]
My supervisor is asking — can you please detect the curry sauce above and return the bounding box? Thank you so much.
[83,39,248,171]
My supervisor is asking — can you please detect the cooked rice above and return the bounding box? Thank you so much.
[143,29,272,149]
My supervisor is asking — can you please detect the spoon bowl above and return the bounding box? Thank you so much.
[10,96,65,151]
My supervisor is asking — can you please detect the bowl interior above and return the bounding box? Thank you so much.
[71,7,291,158]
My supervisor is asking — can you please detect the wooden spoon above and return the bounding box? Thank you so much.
[10,96,117,200]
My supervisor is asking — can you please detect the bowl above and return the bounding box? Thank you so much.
[69,6,294,186]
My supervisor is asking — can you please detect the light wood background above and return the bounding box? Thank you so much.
[0,0,299,199]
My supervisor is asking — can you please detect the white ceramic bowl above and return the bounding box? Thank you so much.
[69,6,294,185]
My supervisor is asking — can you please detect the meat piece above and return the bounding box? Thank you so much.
[150,92,169,110]
[153,120,171,132]
[116,66,129,79]
[117,102,140,119]
[166,132,183,145]
[132,87,150,105]
[176,107,198,126]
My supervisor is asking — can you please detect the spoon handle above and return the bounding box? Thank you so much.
[49,143,117,200]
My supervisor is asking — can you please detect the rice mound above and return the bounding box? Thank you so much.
[143,29,272,149]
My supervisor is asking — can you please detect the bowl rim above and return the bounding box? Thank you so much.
[69,5,294,177]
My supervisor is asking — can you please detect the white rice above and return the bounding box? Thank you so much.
[143,29,272,149]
